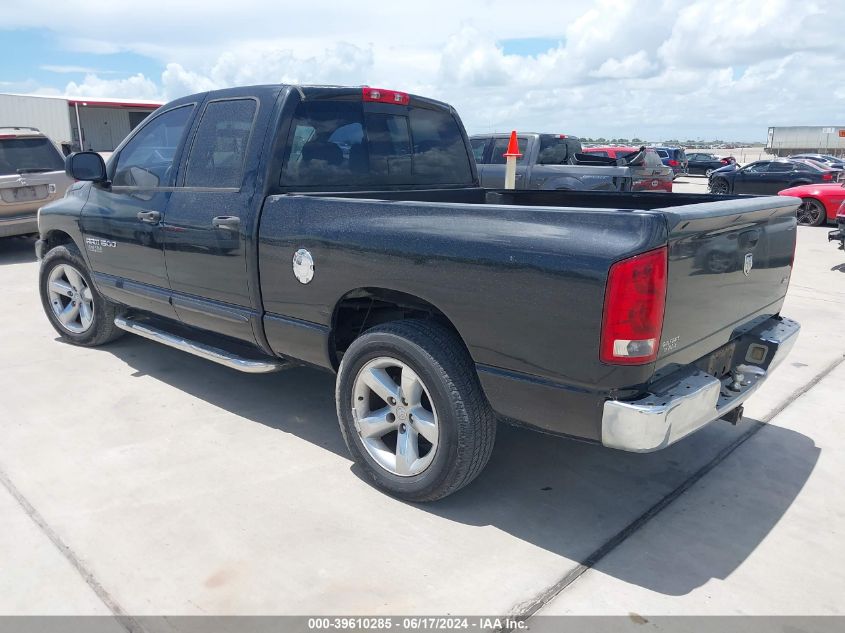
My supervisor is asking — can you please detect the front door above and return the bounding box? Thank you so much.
[80,103,195,318]
[163,96,264,343]
[732,162,770,194]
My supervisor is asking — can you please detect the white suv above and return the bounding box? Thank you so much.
[0,127,72,238]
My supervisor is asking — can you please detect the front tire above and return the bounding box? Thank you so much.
[39,243,124,346]
[710,178,730,194]
[796,198,826,226]
[336,320,496,502]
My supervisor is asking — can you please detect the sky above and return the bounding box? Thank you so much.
[0,0,842,142]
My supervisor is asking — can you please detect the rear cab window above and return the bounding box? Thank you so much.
[537,135,581,165]
[488,136,528,165]
[281,97,473,188]
[0,136,64,175]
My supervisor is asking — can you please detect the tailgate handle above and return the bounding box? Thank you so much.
[739,229,760,248]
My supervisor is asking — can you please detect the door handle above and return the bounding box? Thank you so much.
[212,215,241,231]
[137,210,161,224]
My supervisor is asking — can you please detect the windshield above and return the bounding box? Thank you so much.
[0,137,65,176]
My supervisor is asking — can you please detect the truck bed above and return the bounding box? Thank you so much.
[257,189,798,440]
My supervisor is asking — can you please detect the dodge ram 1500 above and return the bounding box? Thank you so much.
[37,84,800,501]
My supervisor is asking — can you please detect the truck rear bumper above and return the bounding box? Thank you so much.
[602,316,800,452]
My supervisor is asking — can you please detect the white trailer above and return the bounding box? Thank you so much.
[767,125,845,157]
[0,93,161,154]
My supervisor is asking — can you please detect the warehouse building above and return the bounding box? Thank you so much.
[0,92,162,154]
[766,126,845,157]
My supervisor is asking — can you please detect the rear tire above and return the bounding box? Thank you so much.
[336,319,496,502]
[39,243,124,346]
[796,198,826,226]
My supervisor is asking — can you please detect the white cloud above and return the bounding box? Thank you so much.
[3,0,843,140]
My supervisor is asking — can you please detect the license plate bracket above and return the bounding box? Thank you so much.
[706,342,736,377]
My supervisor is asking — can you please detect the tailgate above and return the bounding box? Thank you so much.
[656,196,798,370]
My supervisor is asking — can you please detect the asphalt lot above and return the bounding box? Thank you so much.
[0,179,843,621]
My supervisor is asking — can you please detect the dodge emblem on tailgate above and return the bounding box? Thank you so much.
[743,252,753,276]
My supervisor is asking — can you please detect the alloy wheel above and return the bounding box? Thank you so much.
[47,264,94,334]
[351,357,439,477]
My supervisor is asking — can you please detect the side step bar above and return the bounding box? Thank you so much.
[113,317,288,374]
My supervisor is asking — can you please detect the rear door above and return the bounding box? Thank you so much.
[480,136,530,188]
[81,103,196,319]
[163,93,273,343]
[764,161,794,193]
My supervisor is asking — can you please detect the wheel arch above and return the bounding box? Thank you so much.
[329,287,470,371]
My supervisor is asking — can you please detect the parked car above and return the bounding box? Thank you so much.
[709,159,838,195]
[778,182,845,226]
[0,127,72,238]
[828,201,845,249]
[37,84,800,501]
[580,146,673,192]
[789,154,845,170]
[653,146,688,176]
[469,133,632,191]
[686,152,735,177]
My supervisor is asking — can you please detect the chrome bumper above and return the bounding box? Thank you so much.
[602,317,800,452]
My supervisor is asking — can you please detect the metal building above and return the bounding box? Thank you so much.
[766,126,845,157]
[0,93,162,154]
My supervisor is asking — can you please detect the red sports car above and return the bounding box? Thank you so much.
[778,182,845,226]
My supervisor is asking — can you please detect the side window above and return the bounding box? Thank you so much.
[745,162,769,173]
[767,162,792,173]
[113,105,194,187]
[184,99,256,188]
[470,138,488,163]
[489,137,528,165]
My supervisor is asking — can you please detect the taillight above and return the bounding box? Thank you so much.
[720,159,729,164]
[837,201,845,219]
[822,172,833,181]
[362,87,409,105]
[668,159,679,167]
[600,247,668,365]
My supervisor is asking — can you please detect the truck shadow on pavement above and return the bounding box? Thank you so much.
[0,236,38,265]
[104,337,819,598]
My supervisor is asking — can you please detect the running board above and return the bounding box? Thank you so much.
[113,317,288,374]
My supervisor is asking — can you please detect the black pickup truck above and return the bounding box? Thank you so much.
[37,84,800,501]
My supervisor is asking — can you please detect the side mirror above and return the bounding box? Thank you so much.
[65,151,108,183]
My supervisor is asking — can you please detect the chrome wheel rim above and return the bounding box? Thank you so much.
[797,200,822,225]
[47,264,94,334]
[705,168,713,176]
[351,357,439,477]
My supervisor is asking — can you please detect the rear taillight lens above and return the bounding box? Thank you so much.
[362,87,410,105]
[668,159,679,167]
[837,201,845,219]
[600,247,668,365]
[720,159,729,164]
[822,172,833,181]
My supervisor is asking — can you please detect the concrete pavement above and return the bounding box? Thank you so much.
[0,202,842,620]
